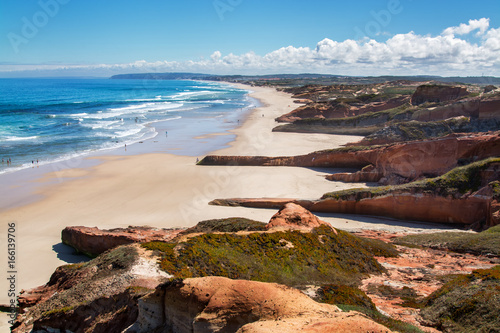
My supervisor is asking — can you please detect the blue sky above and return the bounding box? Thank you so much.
[1,0,499,77]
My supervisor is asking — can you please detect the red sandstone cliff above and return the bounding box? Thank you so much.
[410,96,500,121]
[62,226,183,257]
[410,85,469,106]
[276,96,410,123]
[126,276,393,333]
[201,131,500,184]
[209,159,500,229]
[13,244,171,333]
[266,202,334,232]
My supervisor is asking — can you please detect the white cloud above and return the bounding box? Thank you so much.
[443,18,490,36]
[1,18,499,77]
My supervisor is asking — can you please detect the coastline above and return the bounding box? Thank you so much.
[0,84,464,310]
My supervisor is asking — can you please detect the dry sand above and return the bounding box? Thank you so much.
[0,85,462,313]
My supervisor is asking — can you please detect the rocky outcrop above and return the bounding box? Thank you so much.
[13,245,170,333]
[326,164,382,183]
[126,277,393,333]
[410,96,500,121]
[202,132,500,184]
[266,202,333,231]
[293,98,313,104]
[199,148,374,169]
[62,226,183,257]
[276,96,410,123]
[478,97,500,119]
[410,85,469,106]
[274,88,499,136]
[276,100,350,122]
[484,85,497,93]
[210,158,500,229]
[358,231,497,331]
[350,116,500,146]
[210,195,488,226]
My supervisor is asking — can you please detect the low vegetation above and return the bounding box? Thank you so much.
[322,157,500,201]
[292,103,414,127]
[420,266,500,332]
[318,284,376,310]
[337,305,424,333]
[180,217,266,234]
[361,116,474,144]
[366,284,423,309]
[317,283,425,332]
[393,224,500,256]
[142,225,398,287]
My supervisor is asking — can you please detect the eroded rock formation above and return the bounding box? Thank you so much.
[201,131,500,184]
[126,276,393,333]
[210,158,500,229]
[266,202,333,231]
[13,245,170,333]
[276,96,409,123]
[410,85,469,106]
[62,226,183,257]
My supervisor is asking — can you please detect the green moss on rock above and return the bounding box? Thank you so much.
[142,225,397,287]
[420,266,500,333]
[322,157,500,201]
[181,217,266,234]
[318,284,376,310]
[393,225,500,256]
[337,305,425,333]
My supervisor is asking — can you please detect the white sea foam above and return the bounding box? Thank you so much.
[68,113,89,117]
[169,90,217,99]
[0,80,252,176]
[113,127,143,138]
[80,120,120,130]
[83,102,184,120]
[2,135,39,142]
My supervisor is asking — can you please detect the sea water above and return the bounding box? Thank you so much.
[0,78,255,174]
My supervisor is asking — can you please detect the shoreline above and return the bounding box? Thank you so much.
[0,84,464,309]
[0,81,253,211]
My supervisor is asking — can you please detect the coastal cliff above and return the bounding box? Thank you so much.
[273,84,499,136]
[61,226,183,257]
[410,84,469,105]
[11,79,500,333]
[13,210,401,332]
[126,277,393,333]
[210,158,500,229]
[200,131,500,184]
[276,95,410,122]
[13,207,499,333]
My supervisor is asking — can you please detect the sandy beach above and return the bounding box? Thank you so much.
[0,84,463,318]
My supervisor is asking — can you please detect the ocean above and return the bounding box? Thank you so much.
[0,78,255,174]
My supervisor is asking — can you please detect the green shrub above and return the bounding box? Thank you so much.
[181,217,266,234]
[394,225,500,256]
[337,305,424,333]
[318,284,376,310]
[322,157,500,201]
[142,226,398,287]
[421,266,500,332]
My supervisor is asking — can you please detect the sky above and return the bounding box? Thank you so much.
[0,0,499,77]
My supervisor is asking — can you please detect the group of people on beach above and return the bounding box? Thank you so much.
[1,158,40,167]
